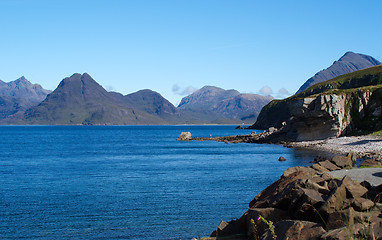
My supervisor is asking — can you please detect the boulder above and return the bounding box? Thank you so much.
[215,220,246,239]
[360,159,382,167]
[278,156,286,161]
[352,197,375,211]
[330,155,353,169]
[176,132,192,141]
[311,163,329,173]
[244,208,288,238]
[262,220,326,240]
[282,166,316,178]
[319,160,341,171]
[326,207,355,230]
[250,170,314,208]
[320,225,364,240]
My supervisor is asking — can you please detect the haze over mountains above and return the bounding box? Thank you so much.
[0,74,272,125]
[296,51,381,93]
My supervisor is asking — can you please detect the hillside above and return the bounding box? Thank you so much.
[296,51,381,93]
[251,65,382,140]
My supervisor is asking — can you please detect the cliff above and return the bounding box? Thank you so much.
[251,65,382,141]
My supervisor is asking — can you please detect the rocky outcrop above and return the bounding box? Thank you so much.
[209,154,382,240]
[177,132,192,141]
[251,65,382,141]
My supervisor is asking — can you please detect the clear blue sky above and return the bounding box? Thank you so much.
[1,0,381,105]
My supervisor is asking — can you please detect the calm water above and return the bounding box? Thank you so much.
[0,126,319,239]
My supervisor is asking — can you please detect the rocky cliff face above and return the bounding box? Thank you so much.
[285,89,381,141]
[251,65,382,141]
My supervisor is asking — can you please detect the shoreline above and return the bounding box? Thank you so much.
[180,131,382,161]
[287,135,382,161]
[196,134,382,240]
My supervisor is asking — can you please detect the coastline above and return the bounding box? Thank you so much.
[287,135,382,161]
[180,131,382,161]
[182,132,382,239]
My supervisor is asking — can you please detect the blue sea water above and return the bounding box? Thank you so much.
[0,126,320,239]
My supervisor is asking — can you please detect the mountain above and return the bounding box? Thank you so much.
[251,65,382,140]
[0,76,51,120]
[123,89,178,115]
[1,73,271,125]
[178,86,240,110]
[178,86,273,123]
[296,52,381,93]
[22,73,167,125]
[0,76,51,104]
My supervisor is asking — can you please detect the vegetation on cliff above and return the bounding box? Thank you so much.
[251,65,382,139]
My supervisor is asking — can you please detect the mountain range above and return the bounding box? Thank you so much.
[0,73,272,125]
[1,51,380,126]
[296,51,381,93]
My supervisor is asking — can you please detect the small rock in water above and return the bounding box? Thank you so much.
[278,156,287,161]
[177,132,192,141]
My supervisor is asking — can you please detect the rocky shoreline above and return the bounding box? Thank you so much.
[200,153,382,240]
[177,130,382,161]
[178,131,382,239]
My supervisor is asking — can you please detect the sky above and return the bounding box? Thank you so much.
[0,0,381,105]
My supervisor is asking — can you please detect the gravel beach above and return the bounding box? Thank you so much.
[290,135,382,160]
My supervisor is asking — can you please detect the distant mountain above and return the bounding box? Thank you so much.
[0,76,51,120]
[0,76,51,104]
[0,73,271,125]
[296,52,381,93]
[178,86,273,123]
[23,73,166,125]
[123,89,178,115]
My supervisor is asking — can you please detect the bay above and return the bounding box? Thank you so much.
[0,126,319,239]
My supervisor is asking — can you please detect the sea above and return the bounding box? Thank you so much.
[0,125,321,239]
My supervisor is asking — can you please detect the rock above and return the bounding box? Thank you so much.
[352,197,375,211]
[320,225,363,240]
[311,163,329,173]
[282,166,316,178]
[330,155,353,169]
[278,156,286,161]
[343,176,368,198]
[347,151,357,164]
[326,207,355,230]
[262,220,326,240]
[244,208,288,238]
[268,127,277,133]
[215,220,245,239]
[176,132,191,141]
[319,160,341,171]
[250,170,314,208]
[360,159,382,167]
[235,124,244,129]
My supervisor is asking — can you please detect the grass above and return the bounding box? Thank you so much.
[359,165,382,169]
[370,130,382,137]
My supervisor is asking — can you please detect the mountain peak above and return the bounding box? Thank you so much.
[296,52,381,93]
